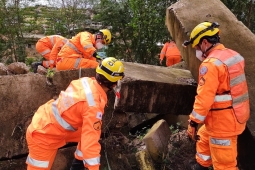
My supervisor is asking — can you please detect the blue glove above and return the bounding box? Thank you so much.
[97,52,107,59]
[93,52,107,60]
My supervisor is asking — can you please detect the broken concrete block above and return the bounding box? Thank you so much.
[114,62,197,115]
[143,119,171,162]
[0,63,8,75]
[52,68,96,94]
[37,65,47,75]
[0,74,55,159]
[7,62,29,74]
[51,146,76,170]
[136,150,155,170]
[127,112,158,129]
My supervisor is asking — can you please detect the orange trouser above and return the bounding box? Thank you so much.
[196,125,238,170]
[56,57,98,71]
[26,127,82,170]
[166,55,181,67]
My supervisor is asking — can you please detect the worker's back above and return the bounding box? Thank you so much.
[165,41,181,56]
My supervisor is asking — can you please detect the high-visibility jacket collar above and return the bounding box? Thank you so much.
[209,43,225,52]
[92,77,107,100]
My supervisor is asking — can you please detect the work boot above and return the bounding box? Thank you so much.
[185,160,209,170]
[31,61,43,73]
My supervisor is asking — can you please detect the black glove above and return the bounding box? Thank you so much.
[187,120,200,141]
[70,158,84,170]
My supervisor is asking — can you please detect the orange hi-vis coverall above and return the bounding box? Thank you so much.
[160,41,181,67]
[36,35,67,68]
[56,31,99,71]
[190,44,249,170]
[26,77,107,170]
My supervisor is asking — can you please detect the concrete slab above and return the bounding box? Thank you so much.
[115,62,197,115]
[143,119,171,162]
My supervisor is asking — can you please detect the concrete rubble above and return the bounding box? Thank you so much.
[1,0,255,169]
[142,119,171,162]
[0,61,195,169]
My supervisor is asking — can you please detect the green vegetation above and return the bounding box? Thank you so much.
[0,0,254,65]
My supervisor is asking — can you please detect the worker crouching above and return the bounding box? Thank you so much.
[26,57,125,170]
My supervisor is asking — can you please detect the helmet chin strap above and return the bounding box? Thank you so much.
[200,43,216,58]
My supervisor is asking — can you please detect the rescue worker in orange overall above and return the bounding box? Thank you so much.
[56,29,111,71]
[159,40,181,67]
[25,57,125,170]
[31,35,68,73]
[182,21,250,170]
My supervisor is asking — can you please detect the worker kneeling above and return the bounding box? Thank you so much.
[25,57,125,170]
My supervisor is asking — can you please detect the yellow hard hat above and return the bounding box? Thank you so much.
[100,29,112,45]
[183,22,220,48]
[96,57,124,82]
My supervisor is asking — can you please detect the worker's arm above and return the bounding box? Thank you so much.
[159,43,168,64]
[189,60,219,124]
[49,38,68,68]
[81,105,103,170]
[80,32,97,58]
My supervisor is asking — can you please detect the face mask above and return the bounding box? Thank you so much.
[96,42,105,50]
[195,50,205,61]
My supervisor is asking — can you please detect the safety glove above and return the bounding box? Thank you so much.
[97,52,107,59]
[93,52,107,60]
[187,119,200,141]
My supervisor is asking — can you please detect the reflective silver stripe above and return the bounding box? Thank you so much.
[196,152,211,161]
[52,100,76,131]
[160,52,166,55]
[230,74,246,87]
[40,49,51,55]
[214,94,232,102]
[50,36,55,46]
[75,148,83,157]
[62,38,68,45]
[83,44,93,51]
[66,41,81,54]
[213,59,223,66]
[191,110,205,121]
[74,58,81,69]
[83,156,100,166]
[233,92,249,106]
[44,61,49,68]
[81,78,95,106]
[26,155,49,168]
[210,138,230,146]
[49,60,54,64]
[75,148,100,166]
[224,54,244,67]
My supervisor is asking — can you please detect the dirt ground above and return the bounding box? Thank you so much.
[101,126,197,170]
[100,126,249,170]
